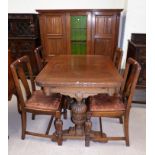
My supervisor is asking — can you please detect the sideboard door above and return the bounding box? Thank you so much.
[39,13,67,57]
[92,11,120,59]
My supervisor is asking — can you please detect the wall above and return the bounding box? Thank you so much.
[8,0,125,13]
[122,0,146,67]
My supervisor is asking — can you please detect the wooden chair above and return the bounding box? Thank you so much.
[10,55,63,145]
[34,46,46,73]
[34,46,69,119]
[113,48,123,123]
[8,50,20,112]
[113,48,123,72]
[85,58,141,146]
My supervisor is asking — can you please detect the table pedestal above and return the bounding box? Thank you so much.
[44,87,110,142]
[52,96,108,143]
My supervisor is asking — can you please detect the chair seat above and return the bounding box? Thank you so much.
[26,90,62,111]
[89,94,125,112]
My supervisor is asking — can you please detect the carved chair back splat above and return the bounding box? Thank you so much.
[113,48,123,72]
[34,46,46,73]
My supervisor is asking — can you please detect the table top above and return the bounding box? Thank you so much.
[35,55,123,89]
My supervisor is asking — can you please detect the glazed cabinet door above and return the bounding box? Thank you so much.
[92,11,119,59]
[39,13,67,57]
[66,12,91,55]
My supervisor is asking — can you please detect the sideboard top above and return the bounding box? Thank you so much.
[36,9,123,13]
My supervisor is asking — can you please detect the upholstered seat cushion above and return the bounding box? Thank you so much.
[89,94,125,112]
[26,90,62,111]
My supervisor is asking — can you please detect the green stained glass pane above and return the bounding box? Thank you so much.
[71,16,87,55]
[71,41,86,55]
[71,16,86,28]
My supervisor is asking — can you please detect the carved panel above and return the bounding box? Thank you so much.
[8,14,41,75]
[9,22,32,36]
[95,16,113,36]
[8,14,39,37]
[46,16,63,34]
[46,38,65,55]
[39,13,67,56]
[92,11,118,58]
[94,39,113,56]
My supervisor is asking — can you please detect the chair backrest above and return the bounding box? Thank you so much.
[10,55,35,109]
[121,58,141,108]
[113,48,122,71]
[34,46,45,72]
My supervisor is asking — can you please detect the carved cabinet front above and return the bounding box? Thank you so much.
[127,40,146,88]
[8,14,40,75]
[37,9,122,59]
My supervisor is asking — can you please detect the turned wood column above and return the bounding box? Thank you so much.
[71,92,87,136]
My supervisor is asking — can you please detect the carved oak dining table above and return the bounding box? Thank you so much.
[35,55,123,142]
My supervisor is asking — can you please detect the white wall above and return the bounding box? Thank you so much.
[122,0,146,67]
[8,0,125,13]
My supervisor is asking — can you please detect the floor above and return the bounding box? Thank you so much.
[8,94,146,155]
[133,88,146,104]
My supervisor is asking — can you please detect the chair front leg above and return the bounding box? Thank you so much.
[54,111,63,146]
[85,112,92,147]
[21,111,26,139]
[124,112,130,146]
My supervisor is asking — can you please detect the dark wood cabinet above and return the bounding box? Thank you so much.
[37,9,122,59]
[127,41,146,88]
[8,50,16,100]
[8,13,41,75]
[127,33,146,103]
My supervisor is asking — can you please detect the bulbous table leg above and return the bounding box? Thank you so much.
[71,99,87,136]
